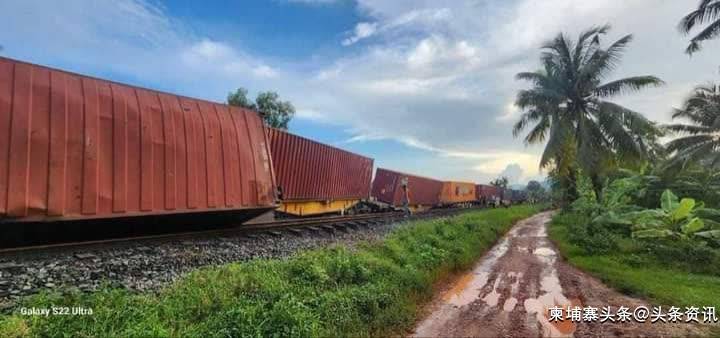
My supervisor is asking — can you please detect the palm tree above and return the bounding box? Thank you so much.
[680,0,720,55]
[513,25,664,201]
[665,84,720,169]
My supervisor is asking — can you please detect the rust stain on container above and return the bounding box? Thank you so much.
[266,128,373,202]
[0,57,275,221]
[439,181,476,205]
[371,168,443,207]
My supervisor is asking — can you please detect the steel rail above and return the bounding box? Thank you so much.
[0,207,479,256]
[0,212,403,255]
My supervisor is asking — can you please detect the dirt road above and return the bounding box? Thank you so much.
[412,211,712,337]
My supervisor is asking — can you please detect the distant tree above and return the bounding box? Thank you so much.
[526,180,546,203]
[490,176,509,190]
[526,180,542,192]
[227,88,256,110]
[227,87,295,130]
[679,0,720,55]
[255,91,295,130]
[665,84,720,169]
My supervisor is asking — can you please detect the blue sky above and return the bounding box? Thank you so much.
[1,0,719,185]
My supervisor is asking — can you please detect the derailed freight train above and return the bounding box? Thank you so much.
[0,56,527,229]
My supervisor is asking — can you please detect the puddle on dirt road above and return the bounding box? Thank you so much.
[413,212,578,337]
[523,230,576,338]
[441,235,512,307]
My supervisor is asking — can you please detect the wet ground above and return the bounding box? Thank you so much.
[412,211,714,337]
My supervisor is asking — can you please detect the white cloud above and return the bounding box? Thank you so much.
[341,7,452,46]
[342,22,379,46]
[299,0,720,180]
[253,65,279,78]
[0,0,281,104]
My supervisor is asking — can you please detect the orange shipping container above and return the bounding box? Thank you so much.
[0,57,275,222]
[439,181,477,205]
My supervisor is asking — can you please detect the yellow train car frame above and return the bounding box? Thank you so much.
[278,198,362,217]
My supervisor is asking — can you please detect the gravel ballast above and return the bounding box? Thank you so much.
[0,216,430,309]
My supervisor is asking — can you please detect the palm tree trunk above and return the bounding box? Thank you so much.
[590,173,604,202]
[562,168,579,204]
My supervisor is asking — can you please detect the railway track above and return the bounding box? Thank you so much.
[0,207,474,256]
[0,207,484,304]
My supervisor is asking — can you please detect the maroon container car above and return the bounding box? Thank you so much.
[266,128,374,215]
[476,184,501,204]
[371,168,443,207]
[0,57,276,222]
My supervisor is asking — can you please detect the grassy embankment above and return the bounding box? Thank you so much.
[0,205,541,337]
[549,212,720,310]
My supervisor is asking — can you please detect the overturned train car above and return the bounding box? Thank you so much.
[267,128,373,216]
[371,168,443,212]
[0,57,276,229]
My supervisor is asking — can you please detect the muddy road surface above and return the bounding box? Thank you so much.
[412,211,713,337]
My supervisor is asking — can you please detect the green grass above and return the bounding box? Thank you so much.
[549,212,720,310]
[0,205,541,337]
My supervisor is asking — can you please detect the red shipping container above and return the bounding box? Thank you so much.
[371,168,443,207]
[476,184,501,200]
[0,57,275,221]
[267,128,373,201]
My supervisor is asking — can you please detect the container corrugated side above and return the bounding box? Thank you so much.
[439,181,476,204]
[371,168,443,206]
[267,128,373,201]
[0,57,275,221]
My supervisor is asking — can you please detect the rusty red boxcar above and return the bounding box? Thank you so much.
[476,184,502,206]
[0,57,276,222]
[371,168,443,211]
[267,128,373,216]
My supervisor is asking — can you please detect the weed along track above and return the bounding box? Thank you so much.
[0,206,541,336]
[413,211,713,337]
[0,208,474,306]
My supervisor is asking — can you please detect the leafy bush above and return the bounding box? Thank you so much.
[594,190,720,245]
[549,212,720,312]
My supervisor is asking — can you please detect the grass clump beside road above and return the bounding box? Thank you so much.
[549,211,720,310]
[0,205,541,337]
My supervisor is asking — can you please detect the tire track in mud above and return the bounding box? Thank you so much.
[412,211,714,337]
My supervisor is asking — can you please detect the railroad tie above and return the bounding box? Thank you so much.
[332,223,350,233]
[286,228,305,236]
[306,226,323,235]
[320,225,337,234]
[267,231,283,237]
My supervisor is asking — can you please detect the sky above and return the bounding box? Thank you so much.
[1,0,718,185]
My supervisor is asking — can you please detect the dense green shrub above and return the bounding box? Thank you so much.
[549,211,720,313]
